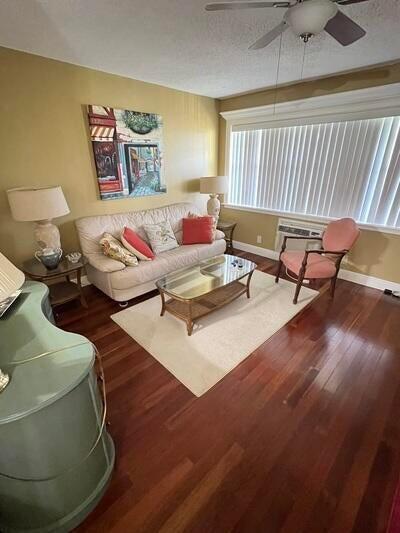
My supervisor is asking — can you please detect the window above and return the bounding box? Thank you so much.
[228,116,400,230]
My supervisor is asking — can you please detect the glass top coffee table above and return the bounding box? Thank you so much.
[156,254,256,336]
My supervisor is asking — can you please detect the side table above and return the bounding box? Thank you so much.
[22,257,88,309]
[217,221,237,253]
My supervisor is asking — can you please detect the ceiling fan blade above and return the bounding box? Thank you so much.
[249,21,288,50]
[324,10,366,46]
[335,0,369,5]
[205,2,290,11]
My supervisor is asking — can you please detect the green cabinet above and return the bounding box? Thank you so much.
[0,282,115,532]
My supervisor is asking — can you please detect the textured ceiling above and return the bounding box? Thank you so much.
[0,0,399,98]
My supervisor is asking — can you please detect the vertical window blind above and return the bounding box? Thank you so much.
[228,116,400,229]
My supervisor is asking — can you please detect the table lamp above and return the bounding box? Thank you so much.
[7,186,70,250]
[0,252,25,392]
[200,176,228,221]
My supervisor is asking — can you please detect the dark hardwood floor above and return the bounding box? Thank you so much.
[56,251,400,533]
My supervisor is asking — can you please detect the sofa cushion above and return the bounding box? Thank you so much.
[156,245,200,273]
[175,228,224,244]
[75,202,202,256]
[121,227,154,261]
[144,220,179,254]
[87,253,126,273]
[186,211,218,240]
[182,216,214,244]
[100,233,138,267]
[196,239,226,261]
[110,257,170,290]
[110,241,225,291]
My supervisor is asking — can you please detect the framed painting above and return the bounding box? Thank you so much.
[88,105,166,200]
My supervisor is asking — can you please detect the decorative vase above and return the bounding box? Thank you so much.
[35,248,63,270]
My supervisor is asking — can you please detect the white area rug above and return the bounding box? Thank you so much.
[111,270,318,397]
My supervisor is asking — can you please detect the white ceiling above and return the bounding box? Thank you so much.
[0,0,399,98]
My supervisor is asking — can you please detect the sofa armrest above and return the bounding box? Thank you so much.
[86,253,126,273]
[215,229,225,240]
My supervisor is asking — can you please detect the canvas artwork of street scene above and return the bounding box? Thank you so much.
[88,105,166,200]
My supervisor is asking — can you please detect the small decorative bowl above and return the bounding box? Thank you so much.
[66,252,82,264]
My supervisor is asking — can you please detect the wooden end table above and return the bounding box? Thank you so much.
[217,221,237,252]
[22,257,88,309]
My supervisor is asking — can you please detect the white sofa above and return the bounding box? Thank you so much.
[75,202,226,302]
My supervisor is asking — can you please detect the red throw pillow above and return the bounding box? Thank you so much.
[182,216,214,245]
[121,227,155,260]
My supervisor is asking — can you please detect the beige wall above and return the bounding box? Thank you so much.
[219,62,400,284]
[0,47,219,265]
[1,47,399,283]
[223,208,400,284]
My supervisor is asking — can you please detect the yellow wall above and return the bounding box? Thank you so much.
[0,47,219,265]
[219,62,400,284]
[1,46,399,284]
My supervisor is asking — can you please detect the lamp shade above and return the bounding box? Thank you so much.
[200,176,228,195]
[0,252,25,301]
[7,186,70,222]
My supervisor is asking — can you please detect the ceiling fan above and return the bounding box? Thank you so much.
[205,0,368,49]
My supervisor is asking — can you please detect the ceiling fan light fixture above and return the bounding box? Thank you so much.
[300,32,313,42]
[286,0,338,38]
[206,0,367,49]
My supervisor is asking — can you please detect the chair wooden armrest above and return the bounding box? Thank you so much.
[301,249,348,270]
[284,235,323,240]
[280,235,322,254]
[304,249,348,256]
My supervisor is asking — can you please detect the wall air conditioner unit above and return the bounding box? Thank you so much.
[275,218,326,253]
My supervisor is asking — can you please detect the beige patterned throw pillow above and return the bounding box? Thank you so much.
[143,220,179,254]
[99,233,138,266]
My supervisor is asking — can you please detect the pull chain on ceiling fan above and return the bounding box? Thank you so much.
[205,0,368,49]
[271,29,307,115]
[272,32,283,114]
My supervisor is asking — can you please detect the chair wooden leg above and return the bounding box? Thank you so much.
[275,260,283,283]
[293,275,303,304]
[293,253,309,304]
[330,274,338,298]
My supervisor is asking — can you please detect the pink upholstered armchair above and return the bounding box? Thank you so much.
[275,218,360,304]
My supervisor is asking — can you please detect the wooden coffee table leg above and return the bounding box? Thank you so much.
[246,270,254,298]
[187,301,193,336]
[159,290,166,316]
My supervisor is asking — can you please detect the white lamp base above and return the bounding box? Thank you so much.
[207,194,221,222]
[34,220,61,250]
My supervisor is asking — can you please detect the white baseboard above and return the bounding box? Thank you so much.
[233,240,280,261]
[337,269,400,292]
[233,240,400,293]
